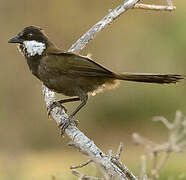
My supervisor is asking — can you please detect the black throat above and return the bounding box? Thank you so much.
[19,44,41,78]
[26,56,41,78]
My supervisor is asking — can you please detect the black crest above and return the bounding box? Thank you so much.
[8,26,49,44]
[18,26,48,43]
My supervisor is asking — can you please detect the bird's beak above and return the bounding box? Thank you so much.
[8,35,23,43]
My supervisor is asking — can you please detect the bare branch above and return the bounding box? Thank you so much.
[133,0,175,11]
[42,0,179,179]
[72,170,104,180]
[166,0,173,7]
[68,0,141,53]
[107,149,113,159]
[135,111,186,180]
[152,116,173,129]
[111,158,138,180]
[68,141,89,156]
[133,3,175,11]
[151,152,170,180]
[43,0,144,179]
[115,142,124,160]
[70,160,93,169]
[132,133,159,153]
[139,155,148,180]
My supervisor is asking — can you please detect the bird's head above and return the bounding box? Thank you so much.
[8,26,49,58]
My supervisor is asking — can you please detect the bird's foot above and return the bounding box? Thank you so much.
[47,100,67,118]
[58,117,79,136]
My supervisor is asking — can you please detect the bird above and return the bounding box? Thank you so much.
[8,26,183,130]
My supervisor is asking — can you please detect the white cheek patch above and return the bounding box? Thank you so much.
[23,40,46,57]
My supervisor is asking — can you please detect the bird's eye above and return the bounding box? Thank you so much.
[27,33,33,39]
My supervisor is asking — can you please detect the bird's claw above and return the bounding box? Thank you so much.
[47,101,67,118]
[58,117,79,136]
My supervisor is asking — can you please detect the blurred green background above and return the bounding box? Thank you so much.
[0,0,186,179]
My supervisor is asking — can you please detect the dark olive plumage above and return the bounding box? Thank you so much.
[8,26,183,118]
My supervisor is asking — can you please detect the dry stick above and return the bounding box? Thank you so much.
[111,158,138,180]
[133,3,176,11]
[42,0,176,179]
[139,155,147,180]
[136,111,186,180]
[151,152,158,176]
[151,152,171,180]
[72,170,104,180]
[166,0,173,7]
[43,0,141,179]
[152,116,173,130]
[115,142,124,160]
[69,0,141,53]
[110,143,137,180]
[70,159,93,169]
[68,141,89,156]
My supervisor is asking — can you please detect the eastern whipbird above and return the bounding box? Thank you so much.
[8,26,183,133]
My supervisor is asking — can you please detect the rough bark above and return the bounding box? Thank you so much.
[42,0,175,179]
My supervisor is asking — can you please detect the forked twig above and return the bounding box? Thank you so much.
[134,111,186,180]
[111,142,137,180]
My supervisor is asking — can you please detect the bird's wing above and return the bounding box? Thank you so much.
[45,52,115,77]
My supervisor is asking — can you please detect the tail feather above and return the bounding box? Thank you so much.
[114,73,184,84]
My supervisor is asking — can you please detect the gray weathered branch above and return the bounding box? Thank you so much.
[43,0,141,179]
[133,3,175,11]
[133,111,186,180]
[72,170,104,180]
[68,0,140,53]
[42,0,176,179]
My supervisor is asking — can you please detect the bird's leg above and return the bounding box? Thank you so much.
[47,97,80,117]
[69,95,88,119]
[59,95,88,135]
[58,97,80,104]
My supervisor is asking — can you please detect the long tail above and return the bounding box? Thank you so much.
[114,73,184,84]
